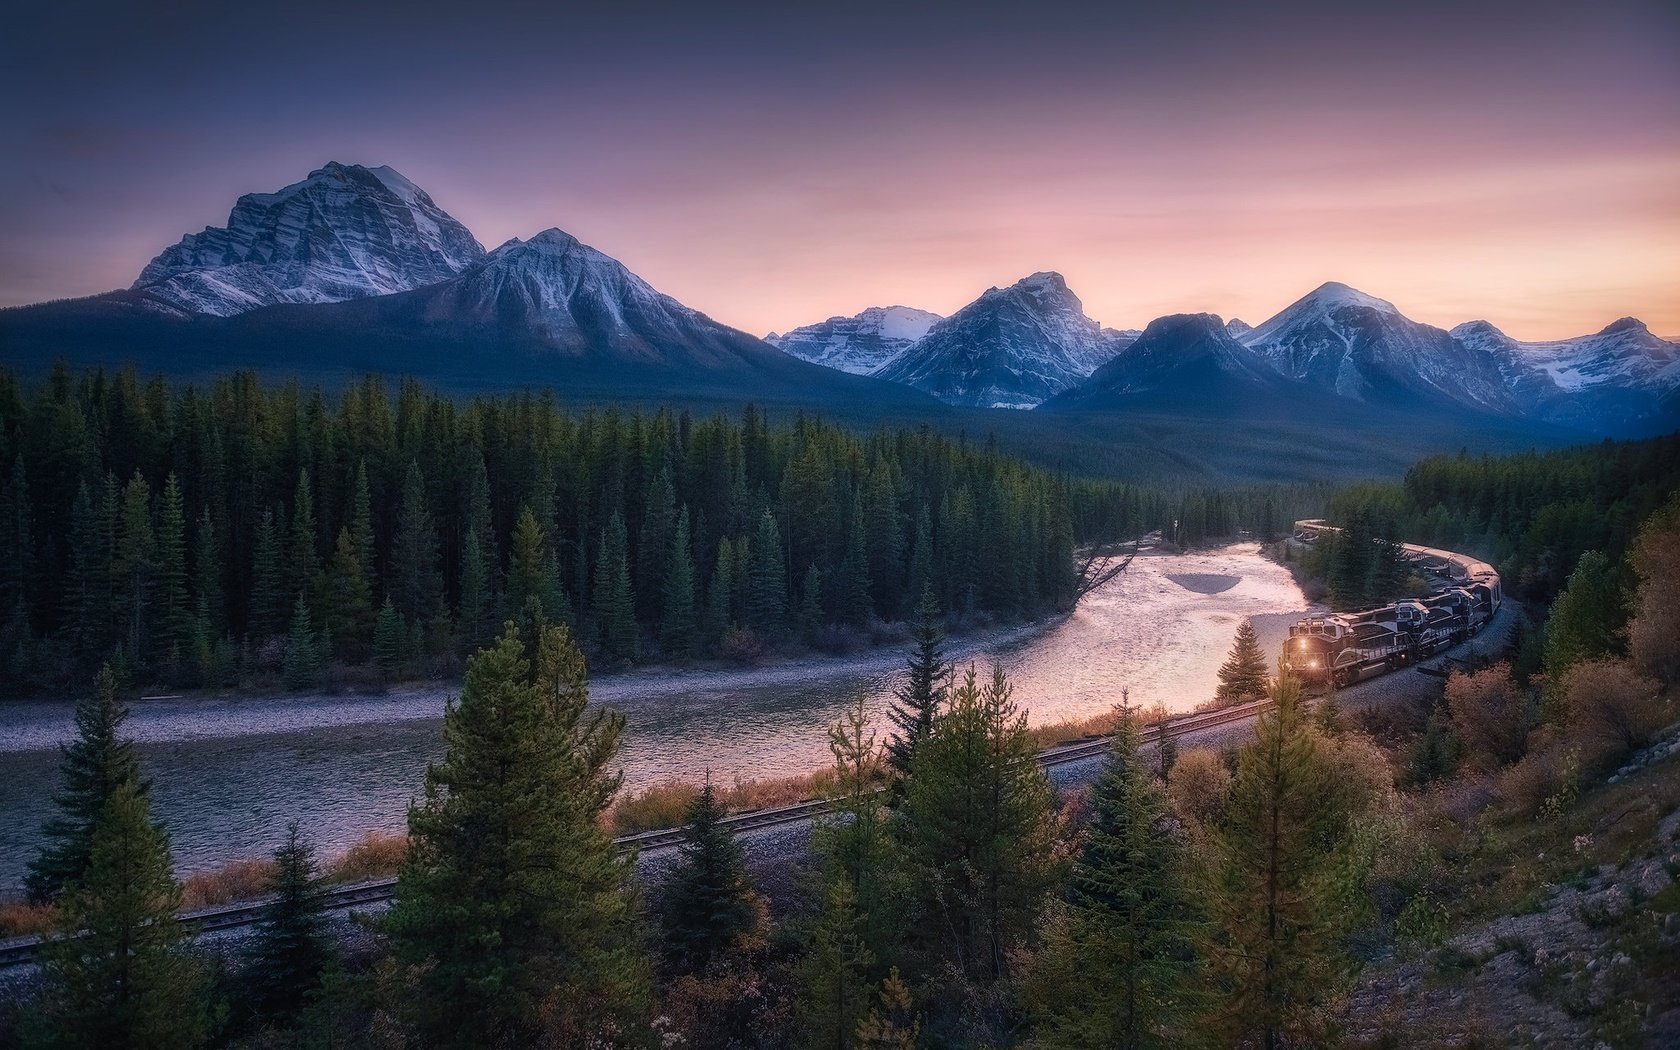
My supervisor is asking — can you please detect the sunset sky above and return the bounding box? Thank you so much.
[3,0,1676,339]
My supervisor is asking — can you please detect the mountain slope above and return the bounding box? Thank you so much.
[1237,282,1517,416]
[766,305,941,374]
[133,162,484,316]
[1452,317,1680,435]
[874,272,1137,408]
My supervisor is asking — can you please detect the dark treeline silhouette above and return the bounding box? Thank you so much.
[0,365,1322,691]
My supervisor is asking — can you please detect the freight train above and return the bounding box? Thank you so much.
[1282,520,1503,689]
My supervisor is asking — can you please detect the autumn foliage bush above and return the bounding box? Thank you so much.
[1444,663,1531,770]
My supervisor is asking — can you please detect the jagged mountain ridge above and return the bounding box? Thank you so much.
[766,305,942,374]
[134,162,485,316]
[873,272,1139,408]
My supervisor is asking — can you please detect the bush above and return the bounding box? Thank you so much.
[1629,505,1680,687]
[0,899,58,937]
[719,627,766,665]
[1445,663,1531,770]
[1167,748,1231,827]
[322,829,407,883]
[181,856,279,909]
[1560,658,1670,769]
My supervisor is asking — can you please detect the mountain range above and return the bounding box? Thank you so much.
[1,162,1675,439]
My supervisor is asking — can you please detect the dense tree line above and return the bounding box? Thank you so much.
[0,366,1328,692]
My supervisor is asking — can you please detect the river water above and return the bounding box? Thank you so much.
[0,543,1313,890]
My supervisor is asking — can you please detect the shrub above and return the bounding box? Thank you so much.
[1560,658,1670,769]
[1445,663,1531,770]
[0,899,58,937]
[719,627,766,665]
[1166,747,1231,827]
[1628,506,1680,687]
[322,829,407,883]
[181,856,279,909]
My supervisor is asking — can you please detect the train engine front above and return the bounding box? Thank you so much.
[1281,616,1345,686]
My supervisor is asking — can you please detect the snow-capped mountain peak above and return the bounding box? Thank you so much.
[767,305,942,374]
[133,161,484,316]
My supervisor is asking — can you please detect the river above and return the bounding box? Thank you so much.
[0,542,1313,890]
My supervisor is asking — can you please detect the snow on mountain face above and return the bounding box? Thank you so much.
[873,272,1137,408]
[766,305,941,374]
[133,162,484,316]
[1237,281,1515,414]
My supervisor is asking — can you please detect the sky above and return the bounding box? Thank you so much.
[2,0,1677,340]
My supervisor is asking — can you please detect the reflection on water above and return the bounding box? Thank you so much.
[0,543,1311,889]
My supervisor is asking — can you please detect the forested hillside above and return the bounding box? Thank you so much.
[0,366,1319,692]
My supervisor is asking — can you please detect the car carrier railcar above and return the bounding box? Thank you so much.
[1282,520,1503,688]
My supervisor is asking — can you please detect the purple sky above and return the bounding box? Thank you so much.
[3,0,1677,339]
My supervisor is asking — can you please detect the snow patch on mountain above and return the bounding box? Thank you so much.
[133,162,484,316]
[767,305,941,374]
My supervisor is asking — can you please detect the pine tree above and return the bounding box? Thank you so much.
[660,508,698,658]
[1542,548,1627,715]
[506,505,568,629]
[836,494,872,626]
[283,595,321,690]
[798,877,876,1050]
[288,468,320,603]
[885,589,948,789]
[863,464,905,617]
[1,453,35,636]
[249,507,287,639]
[27,779,212,1049]
[1210,674,1357,1048]
[322,527,374,662]
[192,507,222,639]
[854,970,920,1050]
[372,597,405,679]
[592,511,639,663]
[746,508,787,632]
[67,481,107,657]
[390,460,442,629]
[637,466,677,620]
[26,666,144,902]
[1027,703,1202,1050]
[154,473,190,670]
[348,460,377,595]
[1214,619,1270,708]
[243,821,333,1019]
[385,623,649,1046]
[899,665,1058,983]
[800,563,824,646]
[906,505,934,615]
[815,698,896,962]
[704,537,737,645]
[661,780,761,972]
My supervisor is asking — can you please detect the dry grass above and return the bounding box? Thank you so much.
[1025,705,1170,752]
[609,768,847,835]
[0,899,58,938]
[322,830,408,884]
[181,857,278,910]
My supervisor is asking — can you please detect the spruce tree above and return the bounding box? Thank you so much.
[1210,674,1357,1048]
[283,595,321,690]
[797,878,876,1050]
[243,821,333,1020]
[863,463,905,617]
[814,698,896,963]
[746,508,787,632]
[192,506,222,639]
[704,537,737,645]
[0,453,33,619]
[321,527,374,662]
[836,494,872,626]
[67,480,107,657]
[27,779,212,1050]
[249,507,287,639]
[385,623,649,1046]
[506,505,567,629]
[27,665,144,902]
[906,505,934,615]
[1542,549,1627,714]
[661,780,761,972]
[390,460,442,629]
[154,473,190,670]
[637,466,677,619]
[660,508,698,658]
[348,460,377,594]
[115,471,156,659]
[592,511,639,663]
[885,588,948,789]
[1027,703,1202,1050]
[799,563,824,646]
[372,597,406,679]
[899,665,1058,983]
[1214,619,1270,708]
[287,468,320,603]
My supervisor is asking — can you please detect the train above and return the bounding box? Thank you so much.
[1281,520,1503,689]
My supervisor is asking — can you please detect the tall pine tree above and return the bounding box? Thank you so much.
[885,589,948,789]
[242,820,334,1020]
[661,780,762,973]
[1213,619,1271,708]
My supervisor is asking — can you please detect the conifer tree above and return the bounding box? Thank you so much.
[1027,703,1202,1050]
[372,597,405,679]
[885,589,948,789]
[243,821,333,1019]
[593,511,639,663]
[115,471,156,658]
[385,623,649,1046]
[705,537,737,644]
[899,665,1058,983]
[854,970,920,1050]
[906,505,934,615]
[637,466,677,619]
[348,460,377,594]
[863,463,905,617]
[457,527,492,652]
[154,472,190,669]
[67,480,107,657]
[249,507,287,639]
[799,563,824,646]
[288,468,320,602]
[192,506,223,639]
[322,527,374,661]
[390,460,442,629]
[836,494,872,625]
[283,595,321,690]
[27,666,143,902]
[746,508,787,632]
[1214,620,1271,708]
[660,508,698,658]
[661,780,761,972]
[28,778,212,1050]
[1210,674,1357,1048]
[1542,549,1627,713]
[506,505,568,629]
[814,698,896,963]
[798,877,876,1050]
[0,454,33,618]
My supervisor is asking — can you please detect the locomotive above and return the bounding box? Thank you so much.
[1281,521,1503,689]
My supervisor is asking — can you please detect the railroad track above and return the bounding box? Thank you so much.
[0,697,1284,969]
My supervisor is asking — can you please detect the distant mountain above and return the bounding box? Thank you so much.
[133,162,484,316]
[766,305,941,374]
[1042,312,1312,414]
[873,272,1138,408]
[1452,316,1680,434]
[1235,282,1517,415]
[1224,317,1253,339]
